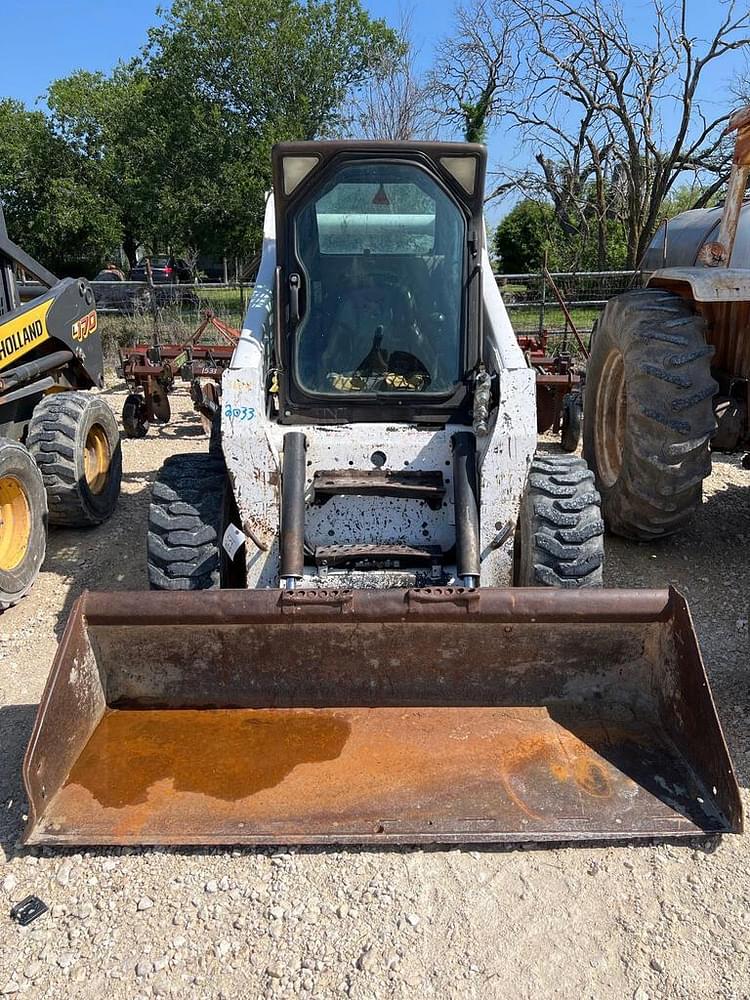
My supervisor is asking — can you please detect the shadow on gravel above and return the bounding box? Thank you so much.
[45,479,152,641]
[0,704,37,855]
[155,422,207,439]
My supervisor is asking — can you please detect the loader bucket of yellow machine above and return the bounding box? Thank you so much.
[23,587,742,846]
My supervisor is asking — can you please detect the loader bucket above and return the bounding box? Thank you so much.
[23,587,741,846]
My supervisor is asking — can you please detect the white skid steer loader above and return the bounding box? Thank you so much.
[21,143,742,848]
[150,142,604,590]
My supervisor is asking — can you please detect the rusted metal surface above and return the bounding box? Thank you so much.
[312,469,445,508]
[314,544,440,568]
[23,587,742,846]
[119,311,240,432]
[516,330,581,434]
[697,299,750,380]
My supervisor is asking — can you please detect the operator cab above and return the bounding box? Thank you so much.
[272,141,487,423]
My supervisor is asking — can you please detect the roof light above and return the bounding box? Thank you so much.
[282,156,320,195]
[440,156,477,195]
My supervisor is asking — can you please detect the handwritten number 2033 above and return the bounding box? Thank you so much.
[225,405,256,421]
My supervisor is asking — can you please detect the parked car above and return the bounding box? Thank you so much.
[91,267,132,312]
[130,255,194,283]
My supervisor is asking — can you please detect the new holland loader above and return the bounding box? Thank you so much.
[0,203,121,610]
[23,143,741,846]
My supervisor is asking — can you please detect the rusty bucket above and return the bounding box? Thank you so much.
[23,587,742,846]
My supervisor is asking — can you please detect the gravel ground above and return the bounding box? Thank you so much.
[0,384,748,1000]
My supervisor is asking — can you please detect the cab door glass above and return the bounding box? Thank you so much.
[292,162,465,395]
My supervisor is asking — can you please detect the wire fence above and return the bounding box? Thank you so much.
[495,270,639,346]
[19,268,641,361]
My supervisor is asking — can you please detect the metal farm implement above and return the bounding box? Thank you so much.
[119,311,240,437]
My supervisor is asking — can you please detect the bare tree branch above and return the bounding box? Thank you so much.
[438,0,750,266]
[345,10,436,140]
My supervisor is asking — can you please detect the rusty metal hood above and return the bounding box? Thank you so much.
[23,587,742,846]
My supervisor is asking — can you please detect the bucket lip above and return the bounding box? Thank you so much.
[76,585,678,626]
[24,824,739,848]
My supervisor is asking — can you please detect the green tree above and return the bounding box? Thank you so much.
[493,201,558,273]
[44,0,399,264]
[661,183,720,220]
[144,0,397,253]
[0,99,120,275]
[36,0,399,263]
[493,197,629,273]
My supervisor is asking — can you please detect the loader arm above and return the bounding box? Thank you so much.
[0,201,103,396]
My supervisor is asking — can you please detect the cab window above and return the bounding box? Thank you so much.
[292,161,466,396]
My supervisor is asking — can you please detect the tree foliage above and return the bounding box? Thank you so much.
[493,198,628,273]
[0,99,121,275]
[2,0,398,274]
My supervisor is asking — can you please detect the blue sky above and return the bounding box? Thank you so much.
[0,0,746,221]
[0,0,454,106]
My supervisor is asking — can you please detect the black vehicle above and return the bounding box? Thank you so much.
[130,255,193,283]
[91,268,130,312]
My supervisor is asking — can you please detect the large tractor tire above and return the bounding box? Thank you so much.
[583,289,715,540]
[147,452,232,590]
[0,439,47,610]
[515,454,604,588]
[27,392,122,527]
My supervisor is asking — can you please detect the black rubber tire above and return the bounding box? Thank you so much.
[515,455,604,588]
[26,392,122,527]
[0,439,47,610]
[560,392,583,453]
[208,411,222,456]
[147,452,228,590]
[122,393,149,438]
[582,289,715,540]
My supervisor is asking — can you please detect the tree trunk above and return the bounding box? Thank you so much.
[123,231,138,270]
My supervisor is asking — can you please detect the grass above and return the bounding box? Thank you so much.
[98,293,600,363]
[98,287,249,361]
[507,305,599,349]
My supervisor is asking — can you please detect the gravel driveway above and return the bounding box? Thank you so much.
[0,385,748,999]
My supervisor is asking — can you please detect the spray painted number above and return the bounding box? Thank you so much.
[225,405,255,420]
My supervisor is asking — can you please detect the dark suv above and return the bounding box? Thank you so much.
[130,255,193,283]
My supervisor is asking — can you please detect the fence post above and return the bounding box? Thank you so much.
[538,250,547,337]
[146,258,159,347]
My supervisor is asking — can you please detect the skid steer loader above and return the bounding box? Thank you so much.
[584,105,750,539]
[0,203,121,609]
[22,143,741,846]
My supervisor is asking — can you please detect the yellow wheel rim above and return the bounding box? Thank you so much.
[84,424,111,495]
[0,475,31,571]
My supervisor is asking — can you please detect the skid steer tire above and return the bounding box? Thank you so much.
[27,392,122,527]
[515,455,604,588]
[0,439,47,611]
[582,289,715,540]
[147,453,229,590]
